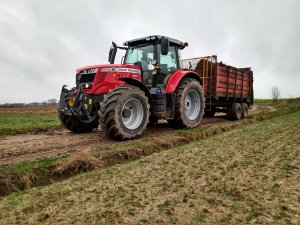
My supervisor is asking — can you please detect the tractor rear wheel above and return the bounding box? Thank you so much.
[99,85,150,140]
[241,103,249,118]
[227,102,242,120]
[59,111,99,133]
[171,78,205,128]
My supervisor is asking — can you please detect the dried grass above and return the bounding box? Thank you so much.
[0,171,37,195]
[52,152,105,175]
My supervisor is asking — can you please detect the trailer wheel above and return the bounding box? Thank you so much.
[241,103,249,118]
[58,111,99,133]
[227,102,242,120]
[99,85,150,140]
[171,78,205,128]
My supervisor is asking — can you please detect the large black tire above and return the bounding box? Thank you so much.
[227,102,242,121]
[99,85,150,140]
[59,111,99,133]
[170,78,205,128]
[241,103,249,118]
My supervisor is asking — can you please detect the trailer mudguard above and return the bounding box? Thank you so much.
[165,70,202,93]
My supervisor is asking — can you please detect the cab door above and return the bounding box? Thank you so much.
[155,45,179,87]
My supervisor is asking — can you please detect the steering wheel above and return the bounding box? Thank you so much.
[144,58,153,65]
[139,58,153,71]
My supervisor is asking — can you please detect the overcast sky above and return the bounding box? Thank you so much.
[0,0,299,103]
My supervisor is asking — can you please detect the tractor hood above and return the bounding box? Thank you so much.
[75,64,142,94]
[76,64,141,74]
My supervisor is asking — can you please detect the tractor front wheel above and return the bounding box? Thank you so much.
[99,85,150,140]
[58,111,99,133]
[171,78,205,128]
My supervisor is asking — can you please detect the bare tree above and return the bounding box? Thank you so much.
[47,98,57,105]
[272,86,280,103]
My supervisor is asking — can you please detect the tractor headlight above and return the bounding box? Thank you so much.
[83,82,93,89]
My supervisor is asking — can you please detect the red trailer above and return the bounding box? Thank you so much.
[182,55,253,120]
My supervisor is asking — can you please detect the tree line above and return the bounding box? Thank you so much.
[0,98,58,107]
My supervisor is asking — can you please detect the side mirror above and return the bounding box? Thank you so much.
[108,47,113,62]
[161,37,169,55]
[108,42,117,64]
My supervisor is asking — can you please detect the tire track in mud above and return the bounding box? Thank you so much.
[0,120,220,165]
[0,105,273,165]
[0,130,103,165]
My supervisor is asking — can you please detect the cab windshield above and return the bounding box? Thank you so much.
[124,45,154,72]
[124,43,180,87]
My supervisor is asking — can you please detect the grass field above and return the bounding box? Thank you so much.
[253,98,291,106]
[0,100,289,135]
[0,107,60,135]
[0,107,299,224]
[254,99,274,105]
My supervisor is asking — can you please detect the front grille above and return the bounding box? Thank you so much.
[76,73,96,86]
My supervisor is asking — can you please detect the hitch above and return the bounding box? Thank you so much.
[58,84,93,118]
[80,94,93,116]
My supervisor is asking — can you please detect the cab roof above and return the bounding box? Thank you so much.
[123,35,188,49]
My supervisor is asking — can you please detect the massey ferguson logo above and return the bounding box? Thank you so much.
[101,67,141,74]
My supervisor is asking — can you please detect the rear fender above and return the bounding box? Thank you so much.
[165,70,202,93]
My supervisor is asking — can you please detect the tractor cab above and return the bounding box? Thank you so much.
[109,35,188,88]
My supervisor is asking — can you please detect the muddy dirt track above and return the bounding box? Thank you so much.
[0,106,274,165]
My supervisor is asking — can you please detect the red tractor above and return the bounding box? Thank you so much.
[59,35,252,140]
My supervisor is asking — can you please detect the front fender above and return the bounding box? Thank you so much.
[165,70,202,93]
[90,80,125,94]
[119,78,153,106]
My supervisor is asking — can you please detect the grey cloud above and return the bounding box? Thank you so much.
[0,0,299,103]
